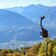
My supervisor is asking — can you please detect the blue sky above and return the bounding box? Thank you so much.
[0,0,56,9]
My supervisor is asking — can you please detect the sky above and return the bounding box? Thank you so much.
[0,0,56,9]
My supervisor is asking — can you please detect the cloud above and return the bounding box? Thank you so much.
[0,0,56,9]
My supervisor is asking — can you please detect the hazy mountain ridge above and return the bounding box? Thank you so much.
[6,4,51,22]
[6,4,56,37]
[7,4,56,28]
[0,4,56,49]
[0,9,41,43]
[0,9,34,26]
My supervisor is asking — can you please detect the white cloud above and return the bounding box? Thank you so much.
[0,0,56,9]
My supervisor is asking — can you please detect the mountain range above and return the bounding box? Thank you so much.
[7,4,56,37]
[0,9,40,43]
[0,4,56,49]
[7,4,56,30]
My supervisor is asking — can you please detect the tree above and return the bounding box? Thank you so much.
[7,53,13,56]
[37,53,46,56]
[53,46,56,56]
[25,52,35,56]
[14,52,24,56]
[38,43,45,54]
[1,49,8,56]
